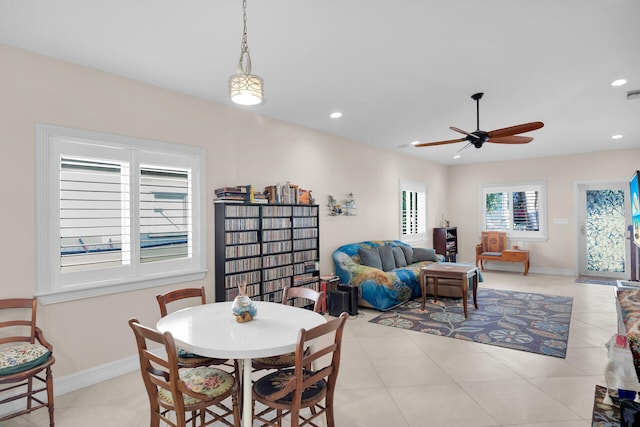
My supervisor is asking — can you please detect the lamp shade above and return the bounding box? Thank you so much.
[229,73,263,106]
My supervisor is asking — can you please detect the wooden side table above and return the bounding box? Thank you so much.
[502,250,530,275]
[420,264,479,318]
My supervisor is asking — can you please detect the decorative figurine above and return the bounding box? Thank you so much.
[344,193,356,216]
[232,280,257,322]
[328,195,342,215]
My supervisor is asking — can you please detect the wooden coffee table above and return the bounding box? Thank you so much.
[420,263,479,318]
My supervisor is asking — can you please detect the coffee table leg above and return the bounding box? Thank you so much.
[472,270,478,309]
[461,274,468,318]
[433,277,439,303]
[420,271,426,311]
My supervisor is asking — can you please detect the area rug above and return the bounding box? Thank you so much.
[592,385,620,426]
[576,276,618,286]
[369,288,573,358]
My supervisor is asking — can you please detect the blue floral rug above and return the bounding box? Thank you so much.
[369,288,573,358]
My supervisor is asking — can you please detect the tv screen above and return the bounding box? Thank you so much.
[631,170,640,247]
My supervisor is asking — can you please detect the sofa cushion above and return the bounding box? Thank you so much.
[378,245,396,272]
[359,247,382,270]
[392,246,407,268]
[399,245,413,264]
[412,247,439,262]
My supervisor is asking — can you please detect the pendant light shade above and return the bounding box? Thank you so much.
[229,73,263,106]
[229,0,263,106]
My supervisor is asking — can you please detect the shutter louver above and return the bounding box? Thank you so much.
[485,192,509,231]
[401,189,426,237]
[139,166,191,263]
[512,190,540,231]
[60,157,130,272]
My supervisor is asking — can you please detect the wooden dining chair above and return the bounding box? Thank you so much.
[156,287,237,371]
[0,298,55,427]
[252,312,348,427]
[129,318,240,427]
[281,286,326,312]
[252,286,326,372]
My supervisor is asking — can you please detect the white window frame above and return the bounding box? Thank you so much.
[480,182,547,241]
[35,124,207,304]
[399,179,427,243]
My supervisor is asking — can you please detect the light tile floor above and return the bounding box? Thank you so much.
[4,271,619,426]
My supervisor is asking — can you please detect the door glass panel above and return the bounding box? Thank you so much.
[586,189,626,273]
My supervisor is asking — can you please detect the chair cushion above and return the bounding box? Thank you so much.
[0,343,51,376]
[253,368,326,405]
[253,352,295,368]
[358,247,382,270]
[158,366,235,405]
[481,252,503,257]
[177,347,226,367]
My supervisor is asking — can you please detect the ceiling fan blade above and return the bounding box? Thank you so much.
[414,137,466,147]
[450,126,474,137]
[487,121,544,138]
[487,136,533,144]
[458,142,473,152]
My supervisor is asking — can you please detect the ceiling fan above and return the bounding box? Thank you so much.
[415,92,544,149]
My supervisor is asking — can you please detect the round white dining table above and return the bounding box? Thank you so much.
[156,300,326,427]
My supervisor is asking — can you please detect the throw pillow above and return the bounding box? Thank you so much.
[399,245,413,264]
[412,247,439,262]
[378,245,396,272]
[358,247,382,270]
[392,246,407,268]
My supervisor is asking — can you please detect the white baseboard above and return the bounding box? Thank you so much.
[1,353,145,417]
[54,354,140,396]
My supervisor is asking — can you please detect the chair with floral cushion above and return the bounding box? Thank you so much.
[129,318,240,427]
[252,312,348,427]
[251,286,325,372]
[0,298,55,426]
[156,287,239,372]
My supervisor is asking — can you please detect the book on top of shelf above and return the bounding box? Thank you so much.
[214,185,249,194]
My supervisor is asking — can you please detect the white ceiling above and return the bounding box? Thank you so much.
[1,0,639,165]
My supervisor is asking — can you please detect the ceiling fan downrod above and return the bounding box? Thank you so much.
[471,92,483,131]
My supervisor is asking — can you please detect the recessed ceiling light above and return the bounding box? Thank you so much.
[329,112,342,119]
[453,154,461,159]
[611,79,627,87]
[612,134,623,140]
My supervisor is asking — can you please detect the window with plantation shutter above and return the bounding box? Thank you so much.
[400,180,427,242]
[36,124,206,304]
[482,183,546,240]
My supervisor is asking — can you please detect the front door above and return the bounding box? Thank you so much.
[577,182,629,279]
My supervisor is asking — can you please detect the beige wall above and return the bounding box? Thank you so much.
[0,44,447,379]
[2,43,638,384]
[446,150,640,274]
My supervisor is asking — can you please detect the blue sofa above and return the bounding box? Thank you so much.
[332,240,444,311]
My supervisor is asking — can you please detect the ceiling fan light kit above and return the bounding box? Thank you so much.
[415,92,543,150]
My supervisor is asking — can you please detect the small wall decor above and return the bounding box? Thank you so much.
[328,193,357,216]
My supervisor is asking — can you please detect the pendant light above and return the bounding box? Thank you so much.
[229,0,263,106]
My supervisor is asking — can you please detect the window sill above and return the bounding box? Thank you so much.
[36,269,207,305]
